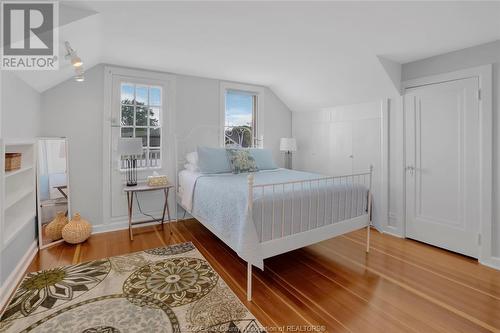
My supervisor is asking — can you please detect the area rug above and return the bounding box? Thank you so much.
[0,242,265,333]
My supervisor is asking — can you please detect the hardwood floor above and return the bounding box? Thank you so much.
[20,219,500,332]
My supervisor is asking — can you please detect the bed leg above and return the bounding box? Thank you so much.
[366,186,372,254]
[247,263,252,301]
[366,224,371,253]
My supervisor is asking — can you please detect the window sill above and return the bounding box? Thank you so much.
[118,166,163,173]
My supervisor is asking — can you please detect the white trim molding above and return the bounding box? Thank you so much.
[0,241,37,311]
[378,98,390,234]
[102,66,176,226]
[402,64,495,269]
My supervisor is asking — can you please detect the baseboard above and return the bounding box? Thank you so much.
[92,216,175,235]
[0,241,38,311]
[380,225,404,238]
[480,256,500,271]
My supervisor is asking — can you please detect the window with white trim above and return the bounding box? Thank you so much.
[120,83,162,168]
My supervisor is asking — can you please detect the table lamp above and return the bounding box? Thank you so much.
[117,138,143,186]
[280,138,297,169]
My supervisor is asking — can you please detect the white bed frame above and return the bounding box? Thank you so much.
[174,126,373,301]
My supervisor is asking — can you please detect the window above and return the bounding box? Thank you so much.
[120,83,162,168]
[224,90,257,148]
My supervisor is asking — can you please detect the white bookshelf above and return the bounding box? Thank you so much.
[1,140,37,250]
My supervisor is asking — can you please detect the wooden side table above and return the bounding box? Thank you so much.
[53,185,69,216]
[123,182,174,240]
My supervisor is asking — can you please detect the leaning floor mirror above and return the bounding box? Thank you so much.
[36,138,70,249]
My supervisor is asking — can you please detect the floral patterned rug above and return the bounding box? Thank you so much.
[0,242,265,333]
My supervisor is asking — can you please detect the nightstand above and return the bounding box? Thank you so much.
[123,182,174,240]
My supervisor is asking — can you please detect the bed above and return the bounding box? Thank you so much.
[175,127,372,301]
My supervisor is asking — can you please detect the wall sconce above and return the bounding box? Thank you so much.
[64,41,85,82]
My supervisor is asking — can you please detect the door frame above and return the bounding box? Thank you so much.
[402,64,494,267]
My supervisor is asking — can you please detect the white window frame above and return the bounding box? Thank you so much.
[219,82,265,148]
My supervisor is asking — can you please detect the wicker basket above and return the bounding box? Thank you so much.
[62,213,92,244]
[5,153,21,172]
[45,212,68,240]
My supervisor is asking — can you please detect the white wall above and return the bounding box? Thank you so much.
[401,40,500,259]
[41,65,105,226]
[0,72,40,286]
[41,64,292,230]
[2,72,41,139]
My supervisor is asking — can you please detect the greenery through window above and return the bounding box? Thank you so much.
[224,90,257,148]
[120,83,162,168]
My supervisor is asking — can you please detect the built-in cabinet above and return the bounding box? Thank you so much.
[292,100,387,229]
[0,139,37,307]
[0,140,37,251]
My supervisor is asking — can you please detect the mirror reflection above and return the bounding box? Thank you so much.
[37,138,70,248]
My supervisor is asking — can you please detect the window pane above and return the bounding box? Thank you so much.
[149,128,161,147]
[135,128,147,146]
[121,105,134,126]
[121,127,133,138]
[149,87,161,106]
[149,149,161,167]
[121,83,134,104]
[225,90,255,148]
[135,86,148,105]
[135,106,148,126]
[137,149,147,168]
[225,91,254,127]
[149,107,160,127]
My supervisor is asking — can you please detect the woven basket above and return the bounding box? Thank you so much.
[62,213,92,244]
[45,212,68,240]
[5,153,21,172]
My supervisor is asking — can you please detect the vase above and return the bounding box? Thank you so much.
[45,212,68,240]
[62,213,92,244]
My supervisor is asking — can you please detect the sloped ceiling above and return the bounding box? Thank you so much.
[14,1,500,112]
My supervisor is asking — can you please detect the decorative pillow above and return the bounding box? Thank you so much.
[226,149,259,174]
[197,147,232,174]
[184,163,199,172]
[249,148,278,170]
[186,151,198,165]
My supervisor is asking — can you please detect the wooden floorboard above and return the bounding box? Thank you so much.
[16,219,500,332]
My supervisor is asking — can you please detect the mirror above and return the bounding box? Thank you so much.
[36,138,70,248]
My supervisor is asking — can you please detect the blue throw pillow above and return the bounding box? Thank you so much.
[197,146,232,174]
[249,148,278,170]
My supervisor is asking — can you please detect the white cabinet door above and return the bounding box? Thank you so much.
[328,121,353,175]
[405,77,480,258]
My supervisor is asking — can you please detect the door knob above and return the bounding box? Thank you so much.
[406,165,415,176]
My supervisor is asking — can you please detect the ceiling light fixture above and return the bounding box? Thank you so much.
[64,41,83,67]
[64,41,85,82]
[74,74,85,82]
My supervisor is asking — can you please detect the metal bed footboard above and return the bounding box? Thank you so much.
[245,166,373,301]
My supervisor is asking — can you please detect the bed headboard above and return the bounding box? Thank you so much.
[174,124,264,194]
[174,125,220,181]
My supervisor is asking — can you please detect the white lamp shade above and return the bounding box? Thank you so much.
[280,138,297,152]
[117,138,143,156]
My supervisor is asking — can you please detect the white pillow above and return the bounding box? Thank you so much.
[186,151,198,165]
[184,163,199,172]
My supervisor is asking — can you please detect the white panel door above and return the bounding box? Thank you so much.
[405,77,480,258]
